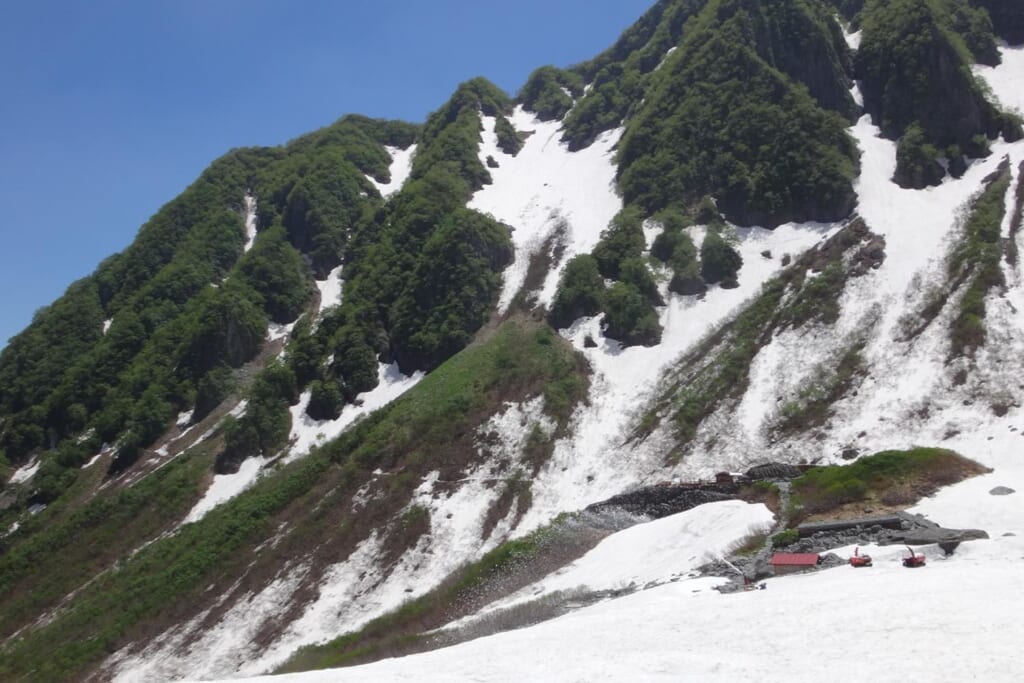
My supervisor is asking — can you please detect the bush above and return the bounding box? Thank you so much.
[893,123,944,189]
[602,282,662,346]
[700,230,743,285]
[771,529,799,548]
[592,207,646,280]
[547,255,606,329]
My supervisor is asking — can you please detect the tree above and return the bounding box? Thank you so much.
[701,230,743,286]
[548,255,606,329]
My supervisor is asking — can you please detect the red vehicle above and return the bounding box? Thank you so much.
[902,546,926,568]
[849,546,872,567]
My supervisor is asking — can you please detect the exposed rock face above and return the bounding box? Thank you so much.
[744,462,803,480]
[586,484,737,520]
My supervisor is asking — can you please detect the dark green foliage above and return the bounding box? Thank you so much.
[971,0,1024,45]
[856,0,1019,187]
[307,380,344,421]
[785,262,846,326]
[700,230,743,285]
[592,207,646,279]
[894,123,946,189]
[940,0,1001,65]
[193,366,235,421]
[388,209,513,372]
[494,116,522,155]
[618,0,859,226]
[238,226,313,323]
[602,282,663,346]
[562,0,706,150]
[771,528,799,548]
[548,255,606,329]
[619,258,664,306]
[220,360,297,472]
[518,66,585,121]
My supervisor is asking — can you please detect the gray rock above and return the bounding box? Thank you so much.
[818,553,845,569]
[990,486,1016,496]
[882,527,989,546]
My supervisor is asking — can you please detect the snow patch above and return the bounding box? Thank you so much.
[314,265,343,314]
[286,363,424,461]
[469,107,623,314]
[367,144,417,198]
[243,194,258,253]
[102,318,112,335]
[9,458,39,485]
[182,456,268,525]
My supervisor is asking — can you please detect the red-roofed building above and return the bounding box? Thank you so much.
[770,553,820,576]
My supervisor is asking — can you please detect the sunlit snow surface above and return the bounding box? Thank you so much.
[243,194,258,253]
[313,265,343,314]
[367,144,417,198]
[129,44,1024,682]
[470,108,623,313]
[8,458,39,484]
[286,362,424,462]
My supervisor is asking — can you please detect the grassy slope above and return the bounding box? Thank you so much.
[0,318,588,682]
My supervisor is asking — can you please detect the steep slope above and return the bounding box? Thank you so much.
[2,2,1024,681]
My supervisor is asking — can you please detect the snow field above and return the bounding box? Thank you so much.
[366,144,417,198]
[469,108,623,313]
[137,398,556,680]
[462,500,772,621]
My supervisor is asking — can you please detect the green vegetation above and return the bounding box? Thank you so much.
[857,0,1021,187]
[790,447,987,520]
[700,230,743,286]
[771,528,799,548]
[278,520,567,673]
[0,319,589,681]
[602,282,663,346]
[949,161,1011,357]
[773,342,865,434]
[618,0,859,226]
[518,66,584,121]
[547,255,606,329]
[592,207,646,280]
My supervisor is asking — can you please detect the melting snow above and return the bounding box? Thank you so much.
[286,363,424,461]
[9,458,40,485]
[367,145,417,198]
[470,108,623,313]
[182,456,268,525]
[267,321,296,342]
[314,265,344,314]
[243,194,258,253]
[102,318,113,335]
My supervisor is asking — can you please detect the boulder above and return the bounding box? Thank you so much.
[989,486,1016,496]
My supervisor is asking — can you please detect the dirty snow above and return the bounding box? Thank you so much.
[243,194,258,253]
[367,144,416,198]
[314,265,343,314]
[8,458,39,484]
[286,363,424,461]
[470,108,623,313]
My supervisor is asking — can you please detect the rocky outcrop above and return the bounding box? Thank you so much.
[586,483,738,520]
[744,462,803,480]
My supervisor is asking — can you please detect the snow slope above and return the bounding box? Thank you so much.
[222,395,1024,683]
[367,145,417,198]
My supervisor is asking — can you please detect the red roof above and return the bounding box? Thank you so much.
[771,553,819,566]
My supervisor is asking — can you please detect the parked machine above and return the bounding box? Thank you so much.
[849,546,872,567]
[902,546,926,568]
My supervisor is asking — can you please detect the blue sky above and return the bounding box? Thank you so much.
[0,0,653,346]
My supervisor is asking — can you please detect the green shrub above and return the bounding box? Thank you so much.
[602,282,662,346]
[548,255,606,329]
[700,230,743,285]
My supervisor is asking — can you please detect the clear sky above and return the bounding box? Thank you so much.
[0,0,654,347]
